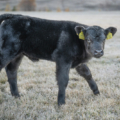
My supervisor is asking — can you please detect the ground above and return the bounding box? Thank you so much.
[0,11,120,120]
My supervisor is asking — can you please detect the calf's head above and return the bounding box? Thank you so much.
[75,26,117,58]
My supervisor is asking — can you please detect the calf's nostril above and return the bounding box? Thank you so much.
[94,50,103,55]
[95,50,98,54]
[100,50,103,54]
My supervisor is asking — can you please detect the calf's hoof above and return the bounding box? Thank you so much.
[93,90,100,95]
[11,91,20,98]
[58,99,65,106]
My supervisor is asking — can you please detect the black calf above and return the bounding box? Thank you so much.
[0,14,117,105]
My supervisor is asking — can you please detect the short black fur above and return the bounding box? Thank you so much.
[0,14,117,105]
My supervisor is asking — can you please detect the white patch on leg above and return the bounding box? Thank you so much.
[1,20,5,25]
[26,21,30,27]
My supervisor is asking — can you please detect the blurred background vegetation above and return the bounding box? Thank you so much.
[1,0,120,12]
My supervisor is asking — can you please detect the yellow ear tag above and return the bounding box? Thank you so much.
[79,31,85,40]
[107,32,112,40]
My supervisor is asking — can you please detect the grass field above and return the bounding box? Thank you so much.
[0,11,120,120]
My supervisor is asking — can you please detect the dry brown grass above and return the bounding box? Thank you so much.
[0,11,120,120]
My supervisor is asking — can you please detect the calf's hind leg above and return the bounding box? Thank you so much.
[5,54,23,97]
[76,64,100,95]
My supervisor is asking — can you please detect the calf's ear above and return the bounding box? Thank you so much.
[75,26,86,40]
[105,27,117,40]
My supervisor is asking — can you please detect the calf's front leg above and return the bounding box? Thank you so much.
[56,57,72,105]
[76,63,100,95]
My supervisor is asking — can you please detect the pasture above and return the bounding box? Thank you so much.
[0,11,120,120]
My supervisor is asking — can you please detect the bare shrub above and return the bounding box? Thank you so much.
[19,0,36,11]
[5,4,11,11]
